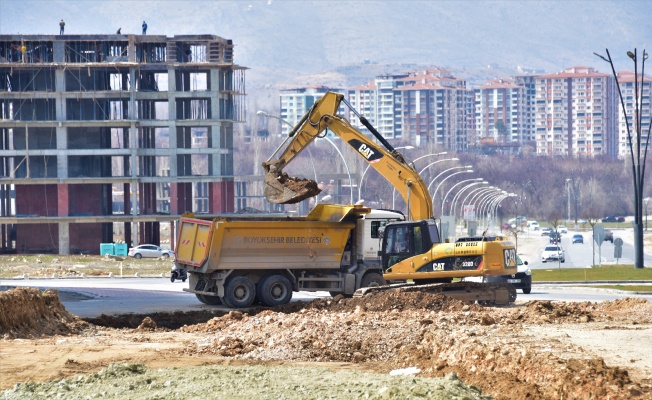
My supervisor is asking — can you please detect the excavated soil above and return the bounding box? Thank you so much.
[1,288,651,399]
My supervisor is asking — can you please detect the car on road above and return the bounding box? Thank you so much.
[541,227,553,236]
[527,221,540,231]
[572,234,584,244]
[603,230,614,243]
[602,216,625,223]
[541,245,565,263]
[128,244,174,259]
[549,232,561,244]
[558,225,568,234]
[485,256,532,294]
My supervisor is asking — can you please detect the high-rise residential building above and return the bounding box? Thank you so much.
[396,68,468,150]
[534,66,616,158]
[474,76,536,153]
[615,71,652,159]
[278,86,343,136]
[0,34,246,254]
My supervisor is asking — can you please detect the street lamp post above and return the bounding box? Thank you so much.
[450,181,487,216]
[441,178,483,216]
[566,178,572,225]
[459,185,493,222]
[645,197,650,231]
[594,48,650,269]
[429,167,473,213]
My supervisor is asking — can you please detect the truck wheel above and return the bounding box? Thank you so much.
[360,272,385,288]
[195,293,222,305]
[223,276,256,308]
[258,274,292,307]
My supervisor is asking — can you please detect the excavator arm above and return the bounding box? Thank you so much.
[262,92,433,221]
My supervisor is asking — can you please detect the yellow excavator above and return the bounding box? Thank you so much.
[263,92,518,303]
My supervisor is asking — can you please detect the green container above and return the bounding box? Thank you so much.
[100,243,115,256]
[114,243,128,256]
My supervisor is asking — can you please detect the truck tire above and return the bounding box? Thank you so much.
[195,293,222,305]
[360,272,385,288]
[258,274,292,307]
[223,276,256,308]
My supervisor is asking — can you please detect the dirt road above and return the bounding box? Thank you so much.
[1,287,651,399]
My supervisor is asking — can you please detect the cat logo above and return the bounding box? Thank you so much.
[358,144,375,160]
[347,139,383,162]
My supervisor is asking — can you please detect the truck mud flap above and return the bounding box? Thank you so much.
[354,281,516,306]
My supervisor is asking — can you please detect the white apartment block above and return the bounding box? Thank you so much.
[615,71,652,159]
[535,66,617,158]
[475,78,528,145]
[279,86,343,136]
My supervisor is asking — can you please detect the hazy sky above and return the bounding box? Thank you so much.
[1,0,649,78]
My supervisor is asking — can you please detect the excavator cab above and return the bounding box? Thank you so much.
[381,220,439,273]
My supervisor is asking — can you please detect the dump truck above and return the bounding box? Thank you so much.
[175,205,404,307]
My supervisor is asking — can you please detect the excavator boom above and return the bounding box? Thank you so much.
[262,92,433,221]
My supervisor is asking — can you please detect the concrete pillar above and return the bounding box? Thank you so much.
[168,67,177,177]
[57,184,68,216]
[58,222,70,255]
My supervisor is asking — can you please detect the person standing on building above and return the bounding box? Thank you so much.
[59,19,65,35]
[142,21,147,35]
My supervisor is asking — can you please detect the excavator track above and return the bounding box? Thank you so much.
[354,281,517,306]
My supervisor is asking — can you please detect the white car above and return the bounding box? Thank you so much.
[128,244,174,259]
[558,225,568,234]
[541,245,565,263]
[527,221,540,231]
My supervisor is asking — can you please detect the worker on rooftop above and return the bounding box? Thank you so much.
[59,19,65,35]
[142,21,147,35]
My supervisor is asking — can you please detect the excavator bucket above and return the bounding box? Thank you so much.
[264,171,321,204]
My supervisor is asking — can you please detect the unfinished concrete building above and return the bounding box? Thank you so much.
[0,34,246,254]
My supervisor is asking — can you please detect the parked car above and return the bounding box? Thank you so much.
[602,216,625,223]
[128,244,174,259]
[558,225,568,234]
[541,227,553,236]
[541,245,565,263]
[485,256,532,294]
[549,232,561,244]
[603,230,614,243]
[572,234,584,244]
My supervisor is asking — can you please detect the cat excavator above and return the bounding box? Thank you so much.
[263,92,518,304]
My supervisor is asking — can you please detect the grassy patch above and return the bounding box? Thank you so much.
[532,265,652,282]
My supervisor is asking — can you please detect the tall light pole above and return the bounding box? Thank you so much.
[451,181,487,216]
[459,185,493,221]
[429,167,473,213]
[441,178,483,216]
[257,110,353,204]
[594,48,650,269]
[566,178,572,225]
[359,145,413,203]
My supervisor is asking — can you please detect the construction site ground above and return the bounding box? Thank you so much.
[1,230,652,399]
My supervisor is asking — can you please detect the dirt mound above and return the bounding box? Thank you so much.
[0,287,88,338]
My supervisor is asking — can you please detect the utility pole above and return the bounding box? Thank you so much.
[595,48,650,269]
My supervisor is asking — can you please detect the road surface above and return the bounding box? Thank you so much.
[2,277,651,317]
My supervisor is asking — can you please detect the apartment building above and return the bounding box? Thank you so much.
[278,86,343,136]
[534,66,616,158]
[0,34,246,254]
[474,76,536,153]
[396,68,469,150]
[615,71,652,159]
